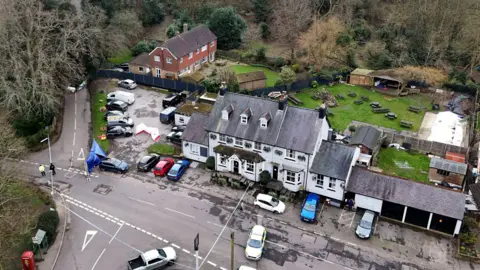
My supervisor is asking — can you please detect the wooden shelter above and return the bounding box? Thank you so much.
[236,71,267,90]
[348,68,374,86]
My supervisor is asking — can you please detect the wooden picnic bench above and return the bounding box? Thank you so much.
[354,100,364,105]
[400,120,413,128]
[288,95,303,105]
[336,93,345,99]
[348,92,357,97]
[373,108,390,113]
[408,105,422,113]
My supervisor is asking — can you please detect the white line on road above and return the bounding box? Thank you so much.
[72,132,76,146]
[109,223,124,244]
[220,267,228,270]
[74,118,77,130]
[206,221,230,229]
[207,261,217,267]
[128,197,155,206]
[165,207,195,219]
[172,244,180,249]
[266,240,287,249]
[182,249,191,254]
[91,248,106,270]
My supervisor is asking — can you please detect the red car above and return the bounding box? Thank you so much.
[153,158,175,177]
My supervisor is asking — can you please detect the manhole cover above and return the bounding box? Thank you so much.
[301,233,317,244]
[93,184,112,195]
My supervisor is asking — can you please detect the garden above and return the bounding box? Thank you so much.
[458,217,479,261]
[229,64,280,87]
[376,147,430,183]
[147,143,180,156]
[294,84,432,131]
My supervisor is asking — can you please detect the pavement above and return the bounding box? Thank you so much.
[23,83,480,270]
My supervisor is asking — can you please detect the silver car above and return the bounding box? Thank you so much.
[355,210,375,239]
[118,79,137,90]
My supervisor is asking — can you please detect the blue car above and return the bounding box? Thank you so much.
[300,193,320,223]
[167,160,190,181]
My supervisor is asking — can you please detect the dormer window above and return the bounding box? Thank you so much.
[259,112,271,129]
[240,108,252,124]
[222,104,234,120]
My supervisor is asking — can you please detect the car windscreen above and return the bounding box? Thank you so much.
[140,156,151,163]
[169,165,179,174]
[247,239,262,249]
[359,219,372,229]
[271,197,279,207]
[303,202,316,212]
[157,249,166,259]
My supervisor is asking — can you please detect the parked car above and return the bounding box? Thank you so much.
[162,94,183,108]
[153,158,175,177]
[171,125,186,132]
[254,194,286,214]
[160,107,176,124]
[112,68,124,72]
[355,210,375,239]
[106,126,133,139]
[107,116,134,128]
[107,91,135,105]
[300,193,321,223]
[118,79,137,90]
[166,131,183,144]
[127,247,176,270]
[99,158,128,173]
[106,100,128,112]
[104,110,129,120]
[245,225,266,261]
[137,154,160,172]
[116,63,129,72]
[167,160,190,181]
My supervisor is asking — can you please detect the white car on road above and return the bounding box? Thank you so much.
[245,225,266,260]
[254,193,286,214]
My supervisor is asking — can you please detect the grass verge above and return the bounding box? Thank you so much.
[295,84,431,131]
[107,49,134,65]
[376,147,430,183]
[229,65,280,87]
[92,91,110,151]
[147,143,177,155]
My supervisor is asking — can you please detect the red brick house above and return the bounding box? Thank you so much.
[148,25,217,80]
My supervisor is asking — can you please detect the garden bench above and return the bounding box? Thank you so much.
[336,93,345,99]
[361,96,370,101]
[354,100,364,105]
[408,105,422,113]
[348,92,357,97]
[288,95,303,105]
[400,120,413,128]
[385,112,397,119]
[373,108,390,113]
[370,102,381,108]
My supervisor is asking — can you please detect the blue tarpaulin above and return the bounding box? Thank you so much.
[86,140,107,173]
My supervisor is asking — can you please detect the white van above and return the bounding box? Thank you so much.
[107,91,135,105]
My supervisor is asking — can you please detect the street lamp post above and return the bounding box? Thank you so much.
[40,135,53,195]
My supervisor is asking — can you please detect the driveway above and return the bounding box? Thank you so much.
[108,87,173,165]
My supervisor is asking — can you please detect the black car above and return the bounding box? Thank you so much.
[115,63,129,72]
[137,154,161,172]
[171,125,186,132]
[162,94,184,108]
[104,110,129,120]
[106,101,128,112]
[99,158,128,173]
[166,131,182,144]
[106,126,133,139]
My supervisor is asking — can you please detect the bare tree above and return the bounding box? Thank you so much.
[272,0,313,61]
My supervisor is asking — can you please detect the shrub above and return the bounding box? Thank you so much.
[267,191,278,198]
[37,210,59,245]
[259,170,271,185]
[274,57,285,68]
[202,79,221,93]
[311,80,318,88]
[166,23,179,38]
[349,125,356,132]
[241,52,253,60]
[259,22,270,39]
[210,69,217,76]
[255,46,267,62]
[337,32,352,46]
[206,156,215,170]
[274,79,283,87]
[291,64,300,73]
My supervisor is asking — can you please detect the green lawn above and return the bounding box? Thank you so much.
[107,49,134,65]
[148,143,176,155]
[377,147,430,183]
[230,65,280,87]
[295,85,431,131]
[92,91,110,151]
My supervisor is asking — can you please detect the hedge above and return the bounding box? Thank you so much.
[37,210,59,245]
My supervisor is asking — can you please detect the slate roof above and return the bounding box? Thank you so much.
[206,93,326,154]
[309,141,357,180]
[162,26,216,58]
[347,167,465,220]
[129,53,150,66]
[236,71,267,84]
[349,126,381,150]
[182,113,209,146]
[469,182,480,208]
[429,157,467,175]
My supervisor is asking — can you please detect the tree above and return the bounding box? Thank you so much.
[166,24,180,38]
[279,67,296,87]
[259,170,271,185]
[259,22,270,40]
[195,3,218,24]
[299,16,347,70]
[107,10,143,44]
[208,7,247,50]
[272,0,313,60]
[132,40,158,56]
[140,0,165,26]
[218,67,239,92]
[252,0,271,23]
[172,9,196,32]
[160,0,180,15]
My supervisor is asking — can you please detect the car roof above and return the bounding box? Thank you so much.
[256,193,273,201]
[251,225,265,236]
[123,79,134,83]
[362,211,375,222]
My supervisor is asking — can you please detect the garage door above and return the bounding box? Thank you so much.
[355,194,383,213]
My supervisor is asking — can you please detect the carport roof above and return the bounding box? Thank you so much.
[429,157,467,175]
[347,167,465,220]
[469,182,480,208]
[182,113,209,145]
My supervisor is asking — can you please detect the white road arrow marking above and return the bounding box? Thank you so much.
[77,148,85,161]
[82,230,97,251]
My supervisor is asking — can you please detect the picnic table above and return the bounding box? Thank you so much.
[370,102,381,108]
[400,120,413,128]
[408,105,422,113]
[385,112,397,119]
[336,93,345,99]
[373,108,390,113]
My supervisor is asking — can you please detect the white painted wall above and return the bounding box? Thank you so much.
[354,194,383,212]
[454,220,462,236]
[182,141,208,163]
[306,175,345,201]
[175,114,191,126]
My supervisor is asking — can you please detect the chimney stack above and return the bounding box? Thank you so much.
[278,93,288,111]
[319,104,326,119]
[183,23,188,33]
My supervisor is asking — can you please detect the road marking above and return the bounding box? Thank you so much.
[82,230,97,251]
[172,244,180,249]
[220,267,228,270]
[73,132,76,146]
[128,197,155,206]
[74,118,77,130]
[207,261,217,267]
[331,237,340,241]
[109,223,124,244]
[163,239,169,244]
[266,240,287,249]
[165,207,195,219]
[349,212,356,228]
[346,242,357,248]
[182,249,191,254]
[91,248,106,270]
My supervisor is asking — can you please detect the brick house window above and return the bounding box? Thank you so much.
[315,175,324,188]
[154,56,160,62]
[166,58,172,64]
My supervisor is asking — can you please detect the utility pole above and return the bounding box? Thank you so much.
[230,232,234,270]
[40,135,53,195]
[194,233,199,270]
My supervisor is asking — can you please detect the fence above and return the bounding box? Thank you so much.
[95,70,204,93]
[250,76,337,96]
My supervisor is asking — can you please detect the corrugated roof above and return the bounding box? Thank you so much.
[351,68,374,76]
[347,168,465,220]
[310,141,357,180]
[236,71,267,83]
[205,93,326,154]
[349,126,381,150]
[429,157,467,175]
[129,53,150,66]
[182,113,209,145]
[162,26,216,58]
